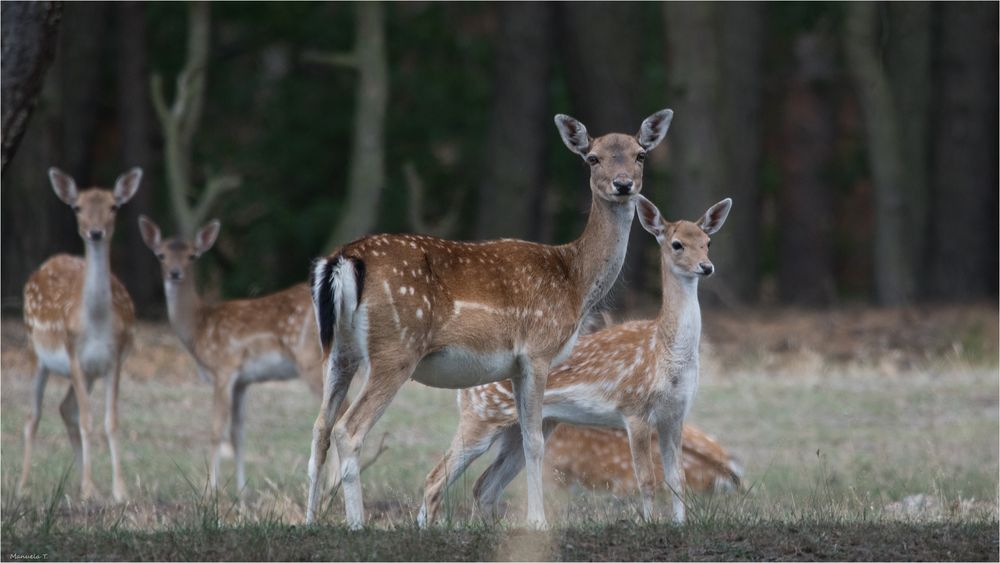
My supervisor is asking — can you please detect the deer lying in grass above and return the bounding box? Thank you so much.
[419,196,732,525]
[307,109,674,529]
[544,424,743,495]
[138,217,327,492]
[19,168,143,501]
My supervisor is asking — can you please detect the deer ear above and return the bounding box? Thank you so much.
[697,198,732,235]
[554,114,592,156]
[637,109,673,150]
[635,194,666,240]
[49,167,79,205]
[193,219,221,256]
[137,215,162,251]
[113,167,143,204]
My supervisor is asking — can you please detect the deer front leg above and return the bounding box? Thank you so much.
[624,416,658,521]
[510,355,550,530]
[105,359,128,502]
[656,417,686,523]
[18,365,49,495]
[69,359,97,500]
[209,375,234,490]
[231,381,249,492]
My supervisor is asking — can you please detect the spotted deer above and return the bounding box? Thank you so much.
[19,167,142,501]
[418,196,732,525]
[306,109,674,529]
[544,424,743,496]
[138,217,329,492]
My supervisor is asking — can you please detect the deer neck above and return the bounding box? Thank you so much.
[81,239,113,325]
[655,256,702,361]
[164,277,204,352]
[567,195,636,315]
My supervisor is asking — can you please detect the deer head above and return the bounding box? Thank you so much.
[138,216,220,283]
[637,196,732,278]
[554,109,673,202]
[49,167,142,242]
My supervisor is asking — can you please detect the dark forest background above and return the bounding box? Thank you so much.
[2,2,997,317]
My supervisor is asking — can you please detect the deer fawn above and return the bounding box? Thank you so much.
[544,424,743,496]
[138,217,328,492]
[419,196,731,525]
[306,109,674,529]
[19,167,143,502]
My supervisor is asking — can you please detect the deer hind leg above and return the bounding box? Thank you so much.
[473,420,557,521]
[418,419,500,528]
[510,356,552,529]
[333,352,417,530]
[231,381,249,493]
[656,418,686,523]
[18,364,50,495]
[305,351,361,524]
[105,359,128,502]
[624,417,658,521]
[324,398,349,492]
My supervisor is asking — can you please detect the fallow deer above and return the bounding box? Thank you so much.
[544,424,743,496]
[19,167,143,501]
[418,196,732,524]
[138,217,327,492]
[306,109,674,529]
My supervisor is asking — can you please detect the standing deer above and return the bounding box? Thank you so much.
[19,167,143,501]
[544,424,743,496]
[418,196,732,524]
[138,217,328,492]
[306,109,674,529]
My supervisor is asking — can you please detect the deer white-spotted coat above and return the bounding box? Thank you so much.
[19,168,142,501]
[138,217,327,492]
[544,424,743,496]
[419,196,732,525]
[306,109,674,529]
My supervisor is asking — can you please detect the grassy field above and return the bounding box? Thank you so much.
[2,306,998,560]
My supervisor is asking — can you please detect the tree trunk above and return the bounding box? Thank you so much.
[664,3,765,305]
[886,3,932,282]
[777,31,838,305]
[926,2,999,299]
[476,2,552,242]
[116,1,159,314]
[560,1,644,309]
[326,2,388,250]
[1,1,62,173]
[843,2,913,305]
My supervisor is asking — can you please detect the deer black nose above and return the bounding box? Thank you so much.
[699,262,714,276]
[169,269,182,280]
[89,230,104,241]
[612,177,634,194]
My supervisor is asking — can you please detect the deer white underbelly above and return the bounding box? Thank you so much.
[34,343,72,376]
[238,352,299,383]
[411,346,521,389]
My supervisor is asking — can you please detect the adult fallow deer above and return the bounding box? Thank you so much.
[306,109,674,529]
[20,167,143,502]
[419,196,732,524]
[138,217,326,492]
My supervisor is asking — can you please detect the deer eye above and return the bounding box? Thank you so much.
[188,254,197,261]
[636,152,646,163]
[110,204,119,211]
[586,155,599,165]
[671,241,683,251]
[72,205,82,213]
[707,240,712,248]
[156,253,165,261]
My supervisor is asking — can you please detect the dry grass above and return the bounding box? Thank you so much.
[1,305,997,560]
